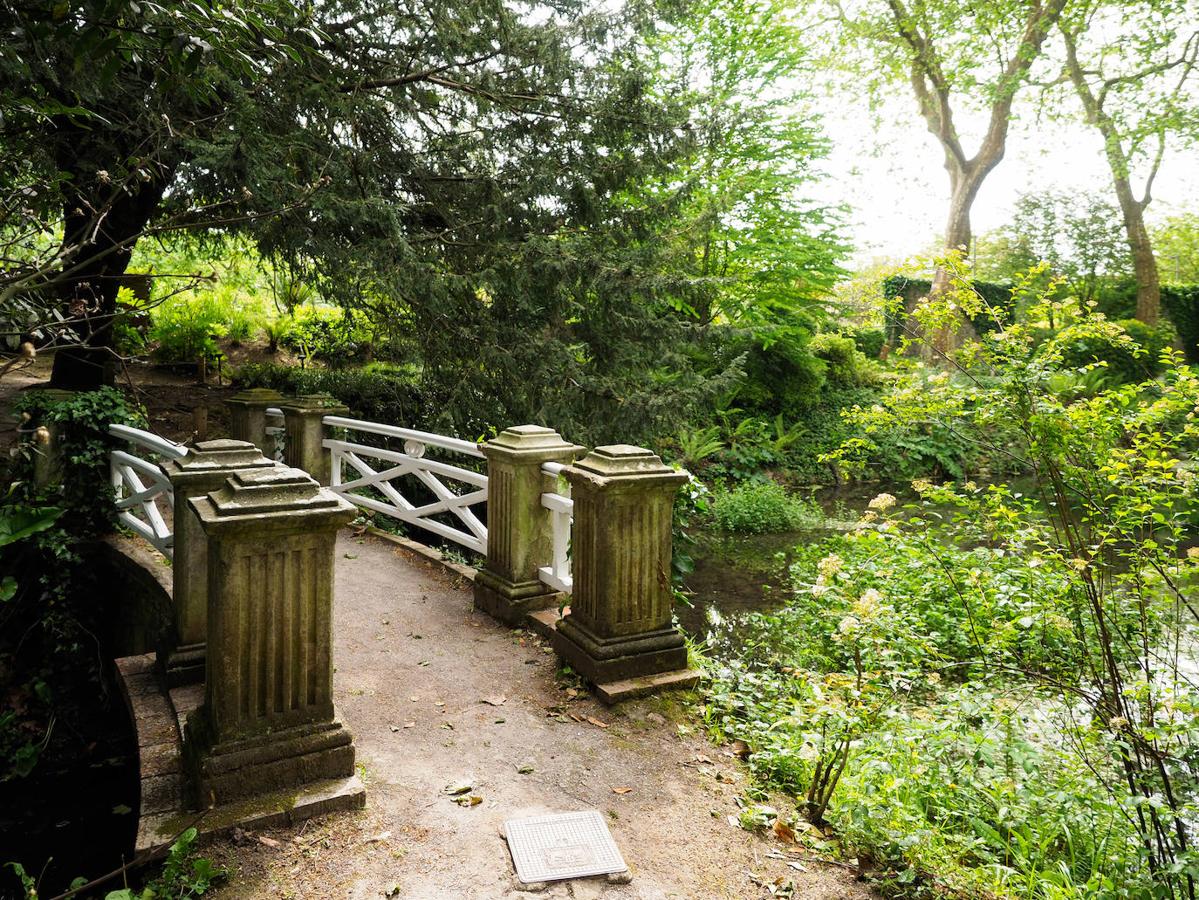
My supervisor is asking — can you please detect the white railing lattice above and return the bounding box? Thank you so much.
[538,461,572,594]
[264,406,285,462]
[323,416,487,554]
[108,424,186,558]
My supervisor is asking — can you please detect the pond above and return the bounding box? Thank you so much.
[675,484,880,642]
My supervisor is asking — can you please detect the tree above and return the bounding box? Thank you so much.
[1057,0,1199,323]
[1,1,695,411]
[830,0,1068,348]
[975,189,1130,305]
[1152,211,1199,283]
[651,0,848,329]
[0,1,312,387]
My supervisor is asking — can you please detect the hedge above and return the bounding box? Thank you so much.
[881,275,1015,346]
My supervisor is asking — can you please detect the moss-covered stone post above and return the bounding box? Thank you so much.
[473,425,583,624]
[280,393,348,486]
[160,440,275,686]
[224,388,284,455]
[28,388,75,488]
[184,466,358,807]
[550,445,697,700]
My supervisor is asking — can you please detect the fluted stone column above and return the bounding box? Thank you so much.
[550,445,694,696]
[160,440,275,685]
[224,388,284,455]
[280,394,348,486]
[183,466,358,806]
[473,425,583,625]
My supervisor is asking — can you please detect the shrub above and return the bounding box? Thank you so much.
[279,307,375,366]
[1052,317,1174,383]
[710,480,819,533]
[1161,283,1199,363]
[809,332,873,388]
[150,292,261,363]
[847,326,884,359]
[234,362,430,433]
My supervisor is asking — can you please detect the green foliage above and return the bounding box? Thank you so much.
[104,827,225,899]
[710,480,820,534]
[1153,213,1199,284]
[1050,317,1175,384]
[235,362,428,435]
[1160,284,1199,364]
[846,327,885,359]
[974,190,1131,303]
[882,275,1015,345]
[787,263,1199,896]
[2,389,141,782]
[278,307,376,367]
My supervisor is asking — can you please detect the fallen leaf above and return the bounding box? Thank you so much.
[611,787,633,795]
[343,553,358,559]
[403,721,415,728]
[363,831,391,844]
[388,724,400,733]
[481,694,507,706]
[444,781,473,796]
[772,820,797,844]
[258,836,281,849]
[516,765,534,775]
[787,862,808,873]
[452,794,483,807]
[586,716,609,729]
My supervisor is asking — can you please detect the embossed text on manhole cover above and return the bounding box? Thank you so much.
[504,810,628,883]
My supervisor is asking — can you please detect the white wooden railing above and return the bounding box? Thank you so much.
[323,415,488,554]
[538,461,573,594]
[108,424,187,558]
[264,407,285,462]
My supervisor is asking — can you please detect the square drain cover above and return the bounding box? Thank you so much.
[504,810,628,883]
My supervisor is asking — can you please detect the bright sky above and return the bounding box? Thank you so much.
[808,92,1199,271]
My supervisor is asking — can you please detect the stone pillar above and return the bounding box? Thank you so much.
[550,445,695,698]
[473,425,583,625]
[160,440,275,686]
[184,466,358,807]
[224,388,284,454]
[280,394,348,486]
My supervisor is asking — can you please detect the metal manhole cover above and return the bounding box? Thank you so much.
[504,810,628,884]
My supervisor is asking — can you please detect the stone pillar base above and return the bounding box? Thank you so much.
[473,570,562,626]
[187,719,356,809]
[550,617,689,684]
[162,643,206,688]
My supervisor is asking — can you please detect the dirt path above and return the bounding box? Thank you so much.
[205,532,872,900]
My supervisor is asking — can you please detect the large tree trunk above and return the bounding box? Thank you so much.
[1112,170,1160,325]
[1062,27,1160,325]
[49,141,171,390]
